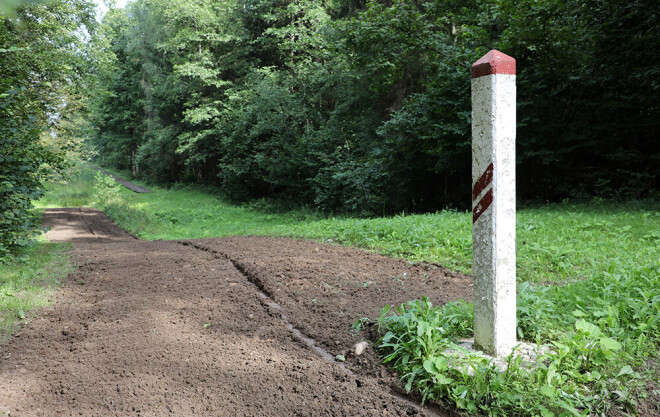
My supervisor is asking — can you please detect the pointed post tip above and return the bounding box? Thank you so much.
[471,50,516,79]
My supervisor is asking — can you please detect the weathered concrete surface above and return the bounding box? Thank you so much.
[471,50,517,357]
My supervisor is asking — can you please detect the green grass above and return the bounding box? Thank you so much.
[378,259,659,415]
[49,165,659,285]
[0,238,72,345]
[35,164,98,209]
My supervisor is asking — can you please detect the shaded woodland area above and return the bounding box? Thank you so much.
[1,0,99,256]
[90,0,659,214]
[1,0,659,254]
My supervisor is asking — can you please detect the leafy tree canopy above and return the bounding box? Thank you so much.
[0,0,99,258]
[90,0,658,215]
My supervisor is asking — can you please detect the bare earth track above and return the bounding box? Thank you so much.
[0,208,473,416]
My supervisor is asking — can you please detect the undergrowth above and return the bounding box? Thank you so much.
[0,239,72,345]
[35,164,98,208]
[377,261,659,415]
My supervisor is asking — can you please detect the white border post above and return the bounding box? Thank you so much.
[471,50,517,357]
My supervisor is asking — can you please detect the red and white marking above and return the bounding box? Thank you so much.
[471,50,517,357]
[472,162,494,223]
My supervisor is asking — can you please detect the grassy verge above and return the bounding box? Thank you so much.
[0,162,87,345]
[40,165,659,285]
[377,263,659,415]
[0,238,72,345]
[38,163,660,415]
[35,164,98,208]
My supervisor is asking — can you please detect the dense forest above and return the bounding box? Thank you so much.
[0,0,98,256]
[1,0,658,254]
[90,0,659,214]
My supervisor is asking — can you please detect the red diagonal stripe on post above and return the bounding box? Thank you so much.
[473,189,493,223]
[472,162,494,201]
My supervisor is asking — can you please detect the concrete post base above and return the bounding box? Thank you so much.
[443,338,551,375]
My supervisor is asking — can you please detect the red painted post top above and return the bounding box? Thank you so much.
[471,50,516,78]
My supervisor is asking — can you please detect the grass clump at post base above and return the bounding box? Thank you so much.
[42,164,660,416]
[377,261,659,416]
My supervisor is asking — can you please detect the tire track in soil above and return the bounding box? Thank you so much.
[0,208,461,417]
[176,241,446,417]
[182,236,472,396]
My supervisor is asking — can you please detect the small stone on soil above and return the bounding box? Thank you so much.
[353,341,369,356]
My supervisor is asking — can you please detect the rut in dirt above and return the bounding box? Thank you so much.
[0,208,473,417]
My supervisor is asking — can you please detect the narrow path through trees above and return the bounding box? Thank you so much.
[87,164,152,194]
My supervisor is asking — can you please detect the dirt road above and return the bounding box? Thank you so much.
[0,208,473,416]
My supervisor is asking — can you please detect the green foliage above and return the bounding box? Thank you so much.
[350,317,370,333]
[35,164,98,208]
[0,0,98,259]
[499,0,660,202]
[0,240,72,344]
[517,262,660,352]
[0,92,48,257]
[214,67,319,201]
[92,172,121,207]
[90,0,659,212]
[377,262,659,415]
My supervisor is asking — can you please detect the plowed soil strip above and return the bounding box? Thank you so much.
[177,240,454,416]
[0,208,473,416]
